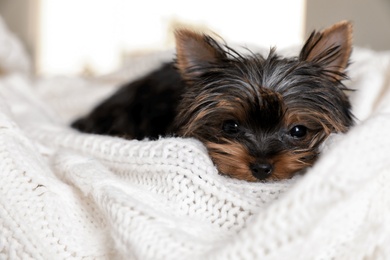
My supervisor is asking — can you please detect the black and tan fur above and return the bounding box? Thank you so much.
[72,21,354,181]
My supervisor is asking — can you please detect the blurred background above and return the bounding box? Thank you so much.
[0,0,389,77]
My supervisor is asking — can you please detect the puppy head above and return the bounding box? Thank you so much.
[174,21,354,181]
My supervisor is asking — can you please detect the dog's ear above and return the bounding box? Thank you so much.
[174,29,226,81]
[299,21,352,80]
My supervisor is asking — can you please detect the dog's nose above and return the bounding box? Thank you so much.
[250,163,273,180]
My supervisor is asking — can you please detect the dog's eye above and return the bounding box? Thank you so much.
[289,125,307,139]
[222,120,240,135]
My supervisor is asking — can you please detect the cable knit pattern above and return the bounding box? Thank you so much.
[1,18,390,259]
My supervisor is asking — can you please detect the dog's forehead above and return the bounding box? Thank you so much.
[198,53,333,127]
[251,56,303,87]
[222,85,286,130]
[204,58,289,123]
[251,89,285,128]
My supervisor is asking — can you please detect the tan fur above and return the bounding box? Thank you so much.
[302,21,353,80]
[286,108,349,135]
[206,141,258,182]
[175,29,222,80]
[271,151,314,180]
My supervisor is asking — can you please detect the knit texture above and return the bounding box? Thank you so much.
[1,18,390,259]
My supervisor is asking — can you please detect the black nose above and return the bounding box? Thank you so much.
[250,163,273,180]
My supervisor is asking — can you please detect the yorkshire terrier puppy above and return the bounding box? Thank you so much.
[72,21,354,182]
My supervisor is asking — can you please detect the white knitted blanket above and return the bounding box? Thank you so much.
[1,17,390,259]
